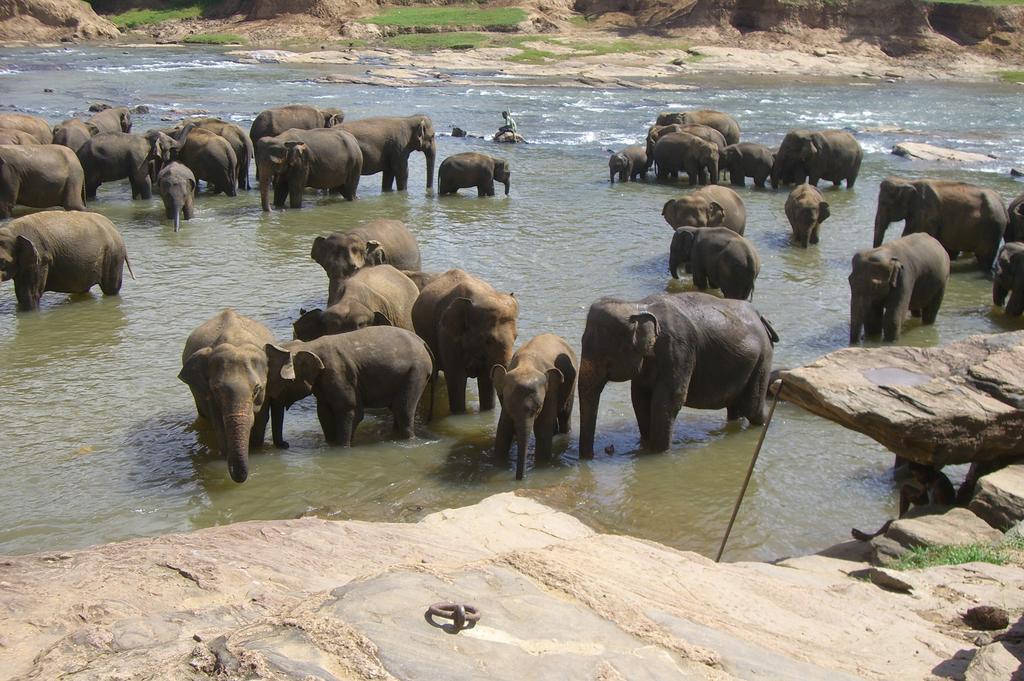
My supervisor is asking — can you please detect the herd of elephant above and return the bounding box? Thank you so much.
[1,102,1023,485]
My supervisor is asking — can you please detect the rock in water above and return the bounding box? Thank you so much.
[892,142,994,163]
[451,127,467,138]
[493,131,526,144]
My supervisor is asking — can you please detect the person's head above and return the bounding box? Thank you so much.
[502,111,510,119]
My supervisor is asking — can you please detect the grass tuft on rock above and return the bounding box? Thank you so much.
[361,7,527,29]
[384,32,488,50]
[890,542,1009,570]
[183,33,246,45]
[997,70,1024,83]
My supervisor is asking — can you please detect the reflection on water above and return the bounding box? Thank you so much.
[0,46,1022,560]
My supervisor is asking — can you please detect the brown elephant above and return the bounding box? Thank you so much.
[653,132,719,185]
[785,183,830,247]
[721,143,775,188]
[0,113,53,144]
[175,124,238,196]
[87,107,132,135]
[249,105,344,146]
[993,242,1024,316]
[1008,193,1024,242]
[174,118,253,190]
[771,129,862,189]
[0,129,39,145]
[412,269,518,415]
[157,161,196,233]
[669,226,760,300]
[438,152,509,196]
[0,144,86,218]
[52,119,92,153]
[646,124,727,171]
[340,115,436,191]
[76,132,154,200]
[662,185,746,234]
[311,219,421,305]
[609,145,647,183]
[255,128,362,211]
[492,333,577,480]
[656,110,740,145]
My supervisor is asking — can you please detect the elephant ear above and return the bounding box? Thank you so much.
[372,310,392,326]
[311,235,333,266]
[292,309,326,342]
[14,235,41,270]
[178,347,212,388]
[888,257,903,289]
[661,199,677,221]
[365,240,386,266]
[490,364,507,396]
[706,201,726,227]
[545,367,564,400]
[264,343,294,384]
[284,141,308,167]
[818,201,831,222]
[86,122,100,136]
[414,118,430,147]
[120,111,131,132]
[292,350,326,386]
[628,311,659,358]
[441,297,474,341]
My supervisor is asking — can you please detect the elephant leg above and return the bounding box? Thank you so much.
[352,405,364,443]
[922,286,945,325]
[478,372,496,411]
[648,382,684,452]
[394,162,409,191]
[976,249,997,272]
[99,253,123,295]
[381,169,395,192]
[183,198,194,220]
[140,174,152,199]
[738,366,770,425]
[271,402,288,448]
[630,381,653,443]
[86,178,100,200]
[882,296,911,341]
[445,367,468,414]
[250,401,270,448]
[495,410,514,457]
[533,411,556,461]
[810,226,820,245]
[334,406,356,447]
[316,400,337,442]
[691,262,709,291]
[273,175,287,207]
[864,303,884,337]
[391,388,419,439]
[14,265,47,311]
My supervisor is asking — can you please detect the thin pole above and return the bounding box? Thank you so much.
[716,380,783,563]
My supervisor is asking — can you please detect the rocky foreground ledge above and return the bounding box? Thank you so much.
[1,493,1022,680]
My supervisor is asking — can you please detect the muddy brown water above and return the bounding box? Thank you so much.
[0,46,1022,560]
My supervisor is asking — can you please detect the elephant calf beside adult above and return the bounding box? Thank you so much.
[175,118,253,191]
[0,144,87,218]
[771,129,862,189]
[311,219,421,305]
[721,143,775,189]
[608,145,647,183]
[175,125,238,197]
[293,265,420,340]
[662,185,746,234]
[653,132,719,186]
[156,161,196,232]
[255,127,362,211]
[340,115,436,191]
[669,226,760,300]
[785,183,830,247]
[438,152,509,196]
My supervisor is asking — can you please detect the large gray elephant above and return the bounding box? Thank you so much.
[175,125,237,197]
[662,185,746,234]
[646,124,727,170]
[0,144,86,218]
[264,326,432,447]
[179,309,280,483]
[157,161,196,233]
[76,132,153,200]
[0,211,132,311]
[849,233,950,343]
[87,107,132,135]
[492,333,577,480]
[1008,193,1024,242]
[411,269,519,414]
[292,265,419,341]
[608,145,647,183]
[771,129,862,189]
[721,143,774,188]
[340,115,436,191]
[0,113,53,144]
[669,226,760,300]
[993,242,1024,316]
[653,132,719,185]
[255,128,362,211]
[873,176,1007,270]
[52,119,92,153]
[785,183,830,247]
[578,292,777,458]
[656,110,740,145]
[249,105,344,146]
[0,129,39,145]
[438,152,509,196]
[311,219,421,305]
[175,118,253,190]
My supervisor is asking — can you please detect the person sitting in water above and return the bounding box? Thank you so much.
[497,110,517,135]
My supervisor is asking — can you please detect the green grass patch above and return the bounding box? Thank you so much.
[110,5,202,29]
[507,47,557,63]
[361,6,527,28]
[183,33,246,45]
[568,14,593,27]
[384,32,488,50]
[997,70,1024,83]
[890,542,1009,571]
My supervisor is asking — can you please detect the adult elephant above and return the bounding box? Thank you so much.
[0,144,86,218]
[0,113,53,144]
[785,183,830,247]
[52,119,92,153]
[578,292,777,458]
[0,211,132,311]
[849,233,950,343]
[873,176,1006,270]
[76,132,154,200]
[255,128,362,211]
[311,219,421,305]
[646,124,727,169]
[249,105,344,146]
[340,115,436,191]
[175,118,253,190]
[438,152,510,196]
[721,143,774,188]
[292,265,420,340]
[770,129,862,189]
[87,107,132,135]
[669,226,760,300]
[0,129,39,145]
[993,242,1024,316]
[609,145,647,183]
[179,309,280,484]
[656,110,740,146]
[662,185,746,234]
[412,269,518,415]
[1008,193,1024,242]
[175,124,238,196]
[653,132,718,185]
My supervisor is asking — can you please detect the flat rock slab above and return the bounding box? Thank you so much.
[884,507,1004,550]
[779,331,1024,465]
[892,142,995,163]
[970,464,1024,530]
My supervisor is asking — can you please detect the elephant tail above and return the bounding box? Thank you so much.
[759,314,779,345]
[124,253,136,281]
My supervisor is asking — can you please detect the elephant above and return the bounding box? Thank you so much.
[87,107,132,135]
[662,185,746,234]
[52,119,92,153]
[340,115,436,191]
[411,269,519,415]
[849,233,950,343]
[157,161,196,233]
[311,219,421,305]
[0,129,39,145]
[438,152,510,196]
[179,309,280,483]
[1007,193,1024,242]
[653,132,719,185]
[264,326,432,447]
[249,105,344,146]
[292,265,419,341]
[0,113,53,144]
[646,124,727,172]
[785,183,831,247]
[175,125,238,197]
[770,129,862,189]
[721,143,775,188]
[993,242,1024,316]
[255,128,362,211]
[144,130,180,182]
[0,144,87,218]
[0,211,133,311]
[492,333,577,480]
[669,226,760,300]
[76,132,153,200]
[656,110,740,145]
[608,145,647,183]
[402,269,442,292]
[578,291,777,458]
[174,118,253,190]
[873,177,1007,271]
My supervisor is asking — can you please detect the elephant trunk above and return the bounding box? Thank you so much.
[173,210,181,233]
[801,224,810,248]
[872,207,890,248]
[503,173,510,196]
[222,410,254,483]
[258,164,273,212]
[1006,266,1024,316]
[669,248,682,279]
[577,358,606,460]
[424,141,436,189]
[770,157,782,190]
[850,295,865,344]
[515,416,533,481]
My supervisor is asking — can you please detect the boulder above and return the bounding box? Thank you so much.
[0,0,119,41]
[892,142,995,163]
[965,642,1024,681]
[493,130,526,144]
[779,331,1024,466]
[884,507,1003,549]
[969,464,1024,530]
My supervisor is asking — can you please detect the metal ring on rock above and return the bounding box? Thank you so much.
[427,602,480,631]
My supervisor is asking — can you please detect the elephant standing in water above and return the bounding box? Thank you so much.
[86,107,132,135]
[0,211,133,311]
[873,176,1007,270]
[292,265,420,340]
[248,105,344,146]
[175,125,238,197]
[0,144,87,218]
[771,129,862,189]
[669,226,760,300]
[646,124,726,171]
[311,219,421,305]
[578,292,777,458]
[849,233,950,343]
[438,152,510,196]
[785,183,830,247]
[340,115,436,191]
[653,132,719,185]
[0,113,54,144]
[179,309,281,483]
[52,119,93,153]
[993,242,1024,316]
[721,143,774,188]
[656,110,740,145]
[255,128,362,211]
[662,185,746,234]
[174,118,253,190]
[157,161,196,232]
[608,145,647,183]
[76,132,154,199]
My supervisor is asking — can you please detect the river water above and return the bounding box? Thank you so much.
[0,45,1021,560]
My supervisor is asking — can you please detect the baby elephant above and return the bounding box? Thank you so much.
[491,334,578,480]
[669,226,760,301]
[157,161,196,232]
[265,326,433,447]
[849,233,950,343]
[0,211,134,311]
[293,265,419,341]
[438,152,510,196]
[608,145,647,183]
[721,143,774,188]
[785,183,830,247]
[993,242,1024,316]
